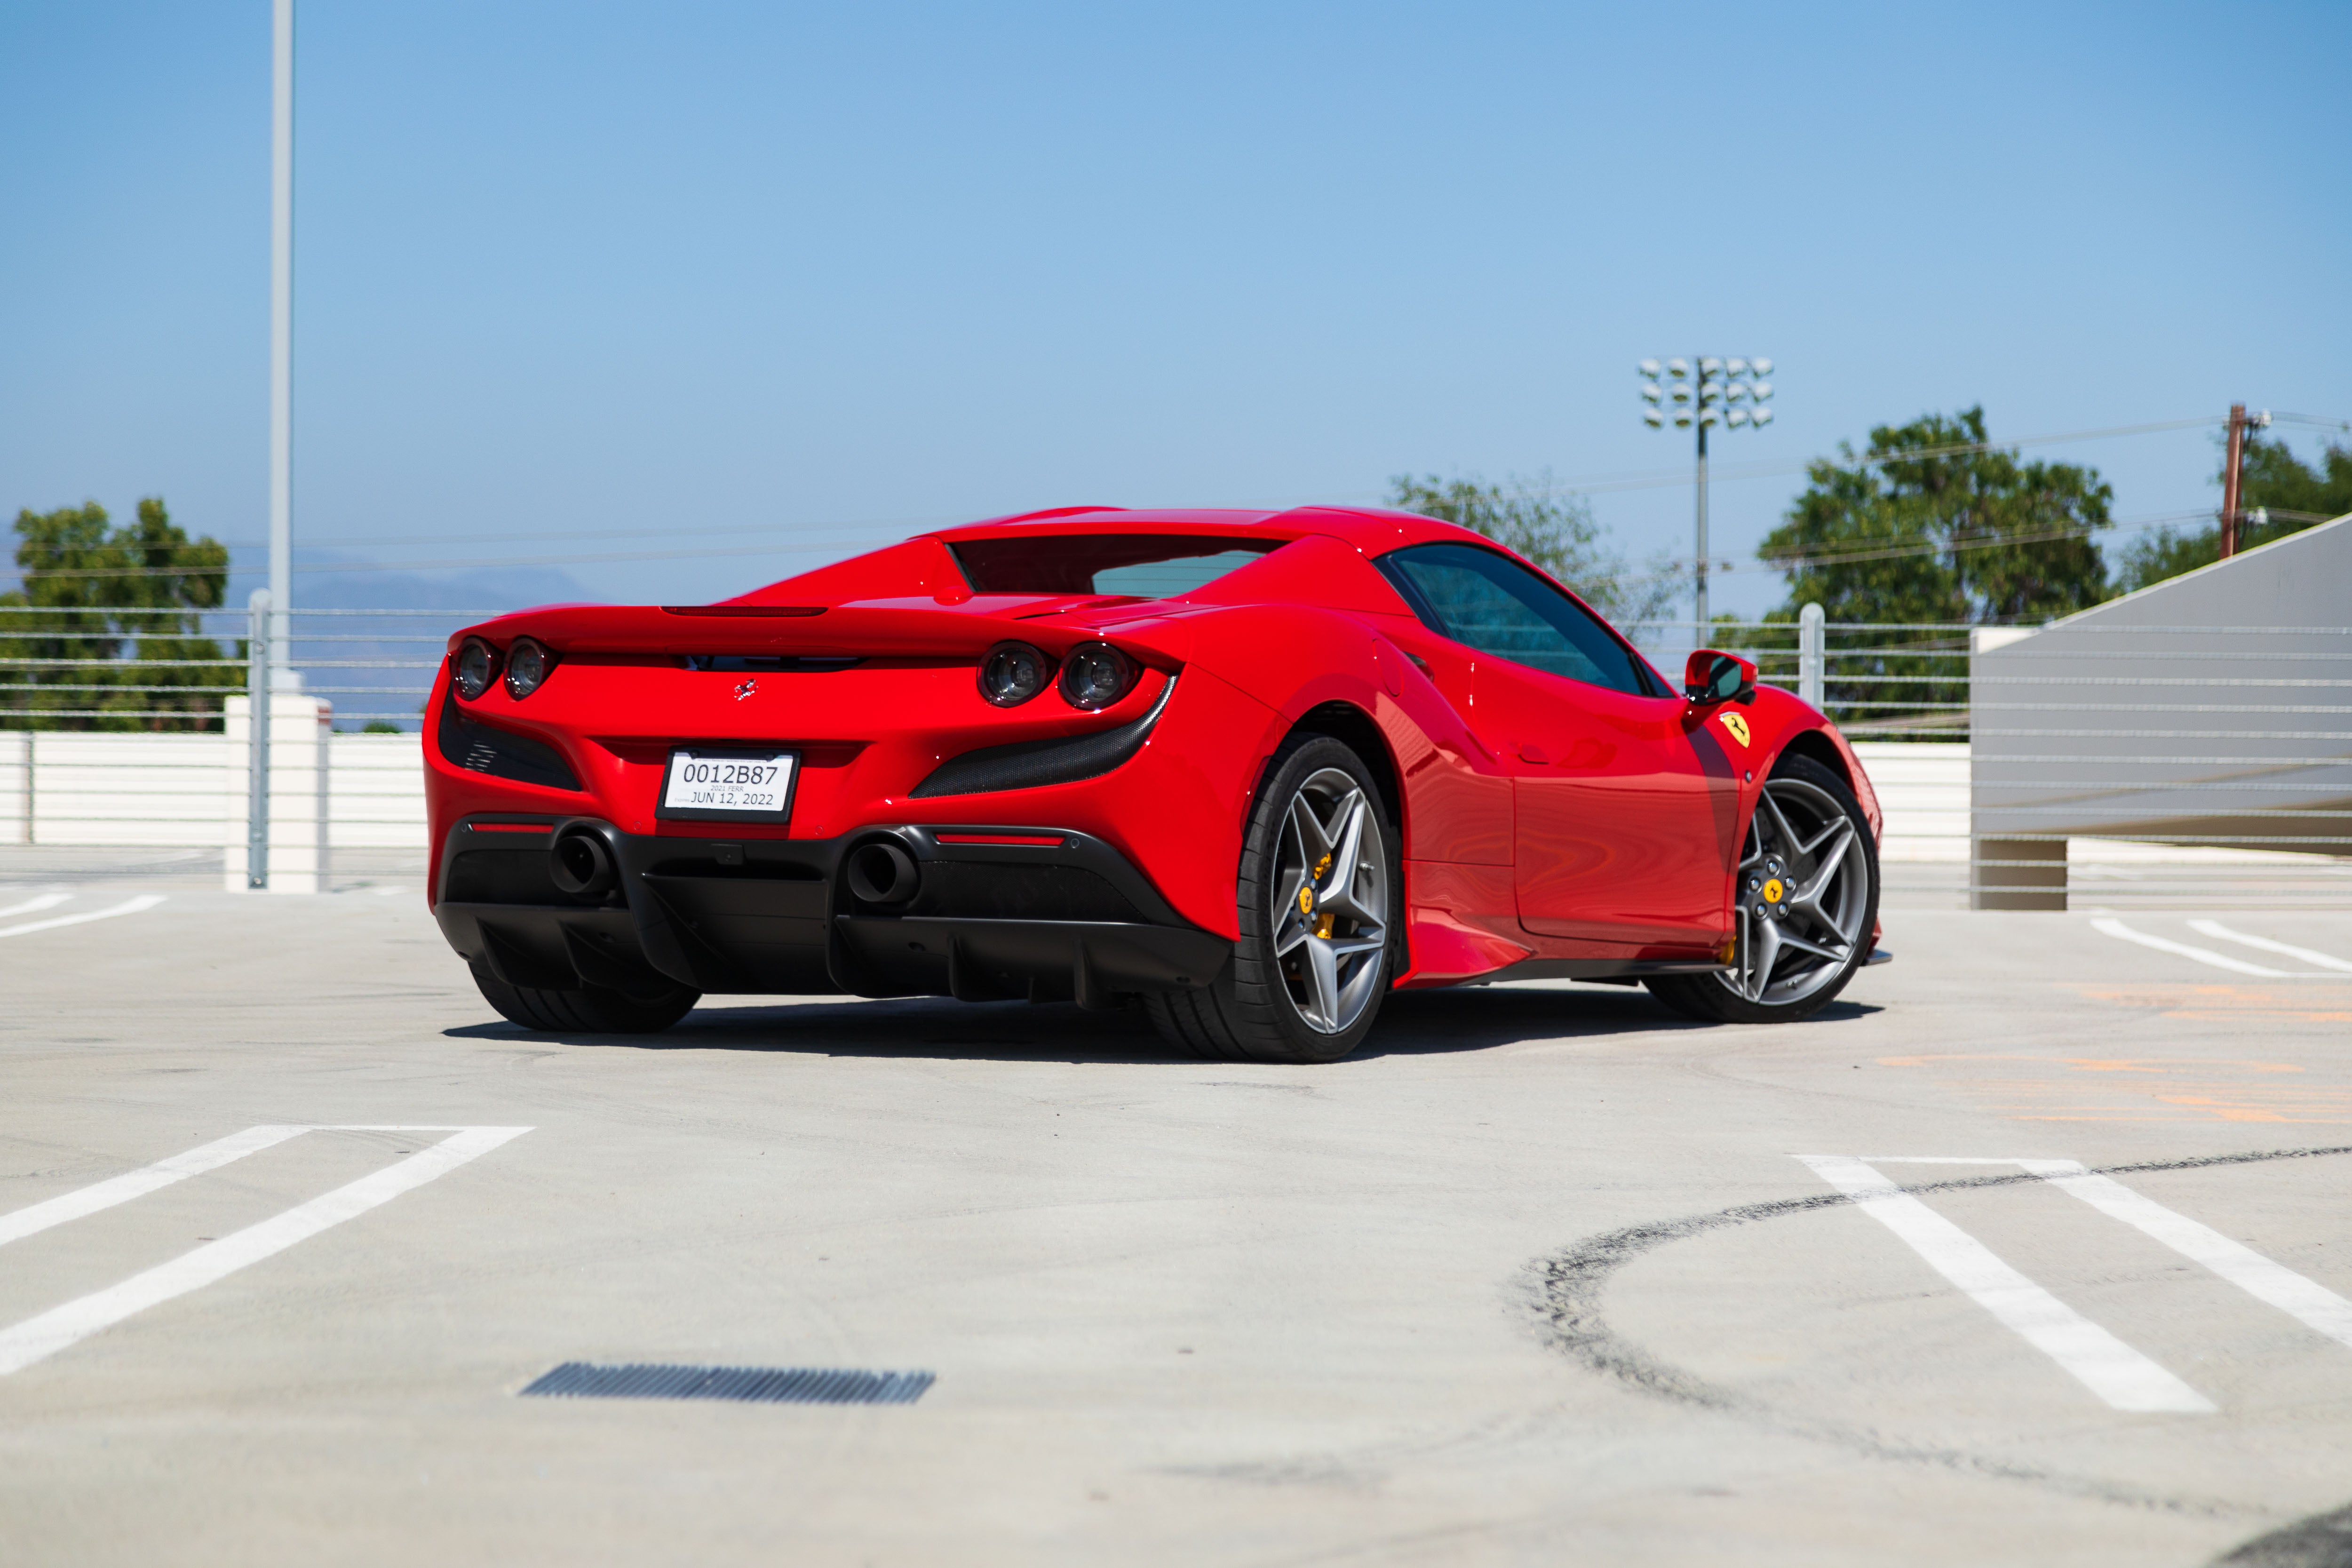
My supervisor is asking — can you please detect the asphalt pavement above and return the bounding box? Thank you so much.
[4,876,2352,1566]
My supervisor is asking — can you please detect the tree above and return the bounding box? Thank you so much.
[0,499,238,730]
[2113,433,2352,593]
[1759,407,2113,627]
[1385,472,1680,623]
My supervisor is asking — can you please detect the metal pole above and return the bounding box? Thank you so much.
[1799,602,1825,709]
[2219,402,2247,560]
[269,0,294,683]
[1693,411,1710,642]
[247,589,272,890]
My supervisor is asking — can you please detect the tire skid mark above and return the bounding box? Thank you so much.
[1520,1144,2352,1520]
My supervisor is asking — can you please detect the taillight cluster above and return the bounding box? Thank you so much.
[453,636,556,701]
[978,640,1138,711]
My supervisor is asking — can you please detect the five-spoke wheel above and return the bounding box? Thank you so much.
[1647,753,1879,1024]
[1145,734,1398,1062]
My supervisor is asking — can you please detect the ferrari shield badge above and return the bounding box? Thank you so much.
[1718,711,1751,747]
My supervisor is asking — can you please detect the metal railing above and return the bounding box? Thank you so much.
[1625,617,1972,738]
[4,604,2344,907]
[0,598,446,887]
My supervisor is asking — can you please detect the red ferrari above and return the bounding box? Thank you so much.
[425,506,1885,1060]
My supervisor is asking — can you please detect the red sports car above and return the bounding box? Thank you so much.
[425,506,1885,1060]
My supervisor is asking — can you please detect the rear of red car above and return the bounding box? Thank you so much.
[423,526,1293,1021]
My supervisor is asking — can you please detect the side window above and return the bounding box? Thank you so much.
[1375,543,1655,696]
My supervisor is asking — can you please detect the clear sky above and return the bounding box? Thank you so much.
[4,0,2347,616]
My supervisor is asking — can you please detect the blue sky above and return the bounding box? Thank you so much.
[3,0,2347,616]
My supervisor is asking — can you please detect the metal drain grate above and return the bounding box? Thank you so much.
[520,1361,934,1405]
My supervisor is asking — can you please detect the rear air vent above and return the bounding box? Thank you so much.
[911,676,1175,798]
[520,1361,933,1405]
[682,654,863,673]
[437,695,581,792]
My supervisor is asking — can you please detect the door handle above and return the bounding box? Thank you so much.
[1518,742,1551,764]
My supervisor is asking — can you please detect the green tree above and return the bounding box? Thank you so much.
[2113,433,2352,593]
[0,498,238,730]
[1386,471,1679,623]
[1760,407,2113,626]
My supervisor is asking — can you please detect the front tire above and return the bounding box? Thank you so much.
[1645,753,1879,1025]
[1146,735,1398,1063]
[469,958,700,1034]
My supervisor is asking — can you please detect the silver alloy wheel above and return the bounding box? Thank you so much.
[1270,767,1390,1034]
[1716,775,1870,1007]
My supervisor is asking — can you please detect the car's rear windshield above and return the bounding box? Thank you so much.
[949,534,1284,598]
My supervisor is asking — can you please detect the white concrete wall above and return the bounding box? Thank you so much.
[1850,741,1970,863]
[6,728,1961,876]
[0,713,429,891]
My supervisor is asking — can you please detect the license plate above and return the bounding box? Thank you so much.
[657,748,798,821]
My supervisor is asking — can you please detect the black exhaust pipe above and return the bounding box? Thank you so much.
[549,828,617,899]
[845,840,920,906]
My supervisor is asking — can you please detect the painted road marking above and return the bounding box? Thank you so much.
[2188,920,2352,976]
[0,891,70,921]
[0,1124,311,1249]
[0,1125,531,1376]
[2018,1160,2352,1352]
[2090,917,2296,978]
[1794,1154,2215,1413]
[0,894,167,941]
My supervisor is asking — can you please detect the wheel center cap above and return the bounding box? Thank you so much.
[1298,885,1315,915]
[1761,877,1785,904]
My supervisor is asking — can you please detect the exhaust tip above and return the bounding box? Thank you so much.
[846,841,920,906]
[550,829,617,899]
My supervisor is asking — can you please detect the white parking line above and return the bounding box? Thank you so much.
[0,894,167,941]
[0,1124,310,1249]
[0,1125,531,1376]
[2020,1160,2352,1352]
[0,892,71,921]
[1794,1154,2214,1413]
[2088,916,2292,977]
[2187,920,2352,975]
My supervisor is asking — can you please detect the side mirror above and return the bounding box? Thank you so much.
[1684,649,1757,706]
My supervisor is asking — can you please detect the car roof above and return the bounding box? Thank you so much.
[927,504,1483,555]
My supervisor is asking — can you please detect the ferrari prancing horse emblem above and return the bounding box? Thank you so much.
[734,678,758,701]
[1718,711,1751,747]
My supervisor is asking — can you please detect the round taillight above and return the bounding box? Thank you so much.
[454,638,497,700]
[1058,642,1137,710]
[504,637,553,700]
[979,641,1052,707]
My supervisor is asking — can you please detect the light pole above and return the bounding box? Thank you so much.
[269,0,295,686]
[1639,356,1773,641]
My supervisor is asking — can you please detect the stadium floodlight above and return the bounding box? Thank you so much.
[1638,352,1779,637]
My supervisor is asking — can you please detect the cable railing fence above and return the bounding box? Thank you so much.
[3,601,2345,908]
[0,595,456,889]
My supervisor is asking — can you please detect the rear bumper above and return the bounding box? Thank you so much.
[432,816,1232,1004]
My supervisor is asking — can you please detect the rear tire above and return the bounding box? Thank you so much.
[468,958,699,1034]
[1145,734,1398,1064]
[1644,753,1878,1025]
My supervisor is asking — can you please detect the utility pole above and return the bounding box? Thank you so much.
[269,0,295,685]
[2220,403,2246,559]
[1694,415,1710,629]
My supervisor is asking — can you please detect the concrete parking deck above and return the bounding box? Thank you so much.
[4,883,2351,1566]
